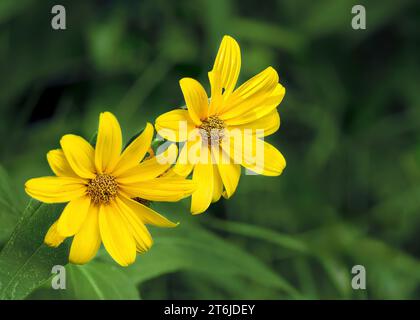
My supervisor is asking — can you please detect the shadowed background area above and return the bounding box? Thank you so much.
[0,0,420,299]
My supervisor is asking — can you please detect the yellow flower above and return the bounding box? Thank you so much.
[25,112,195,266]
[155,35,286,214]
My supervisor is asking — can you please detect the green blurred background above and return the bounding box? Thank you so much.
[0,0,420,299]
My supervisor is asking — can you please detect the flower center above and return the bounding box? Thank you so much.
[199,115,225,144]
[87,174,118,205]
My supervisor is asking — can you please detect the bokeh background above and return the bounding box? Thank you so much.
[0,0,420,299]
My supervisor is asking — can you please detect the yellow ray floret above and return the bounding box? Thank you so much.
[155,35,286,215]
[25,112,195,267]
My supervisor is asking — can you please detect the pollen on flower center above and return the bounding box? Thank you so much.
[87,174,118,205]
[199,115,225,144]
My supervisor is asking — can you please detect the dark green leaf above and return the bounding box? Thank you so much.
[29,261,140,300]
[0,200,69,300]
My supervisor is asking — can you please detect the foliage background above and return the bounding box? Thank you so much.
[0,0,420,299]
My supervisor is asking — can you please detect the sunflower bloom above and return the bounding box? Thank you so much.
[155,35,286,214]
[25,112,195,266]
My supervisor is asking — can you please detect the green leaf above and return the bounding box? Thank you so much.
[125,221,301,298]
[0,200,69,300]
[29,261,140,300]
[0,164,25,243]
[67,262,140,299]
[205,217,308,254]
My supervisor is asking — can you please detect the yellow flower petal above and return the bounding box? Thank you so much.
[159,168,182,178]
[180,78,209,125]
[173,145,193,177]
[217,161,240,199]
[220,67,281,123]
[212,164,223,202]
[44,221,66,248]
[228,109,280,137]
[191,150,214,214]
[210,145,240,199]
[25,176,86,203]
[57,196,91,237]
[173,140,201,177]
[155,109,195,142]
[47,149,79,178]
[212,35,241,97]
[60,134,96,179]
[116,144,177,184]
[232,84,285,125]
[95,112,123,174]
[114,196,153,253]
[113,123,154,176]
[99,203,136,267]
[118,195,178,228]
[208,71,223,115]
[120,177,196,202]
[69,205,101,265]
[222,132,286,176]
